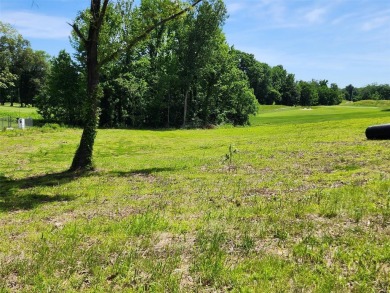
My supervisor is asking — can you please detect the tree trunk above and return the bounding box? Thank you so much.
[167,94,171,128]
[203,82,213,126]
[69,44,99,171]
[69,0,102,172]
[182,89,189,128]
[69,107,98,171]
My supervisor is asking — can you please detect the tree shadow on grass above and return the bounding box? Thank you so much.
[0,171,85,212]
[110,167,178,177]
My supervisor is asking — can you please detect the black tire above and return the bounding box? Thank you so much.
[366,124,390,140]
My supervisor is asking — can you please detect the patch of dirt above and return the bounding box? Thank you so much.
[254,238,290,258]
[150,232,196,290]
[130,173,157,184]
[305,214,390,238]
[243,188,279,198]
[46,205,141,229]
[241,164,258,174]
[154,232,176,251]
[5,272,21,292]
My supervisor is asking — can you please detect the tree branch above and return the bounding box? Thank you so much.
[97,0,110,32]
[99,0,203,68]
[69,22,87,45]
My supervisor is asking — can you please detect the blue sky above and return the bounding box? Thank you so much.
[1,0,389,88]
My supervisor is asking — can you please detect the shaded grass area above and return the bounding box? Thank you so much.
[0,105,389,291]
[0,171,82,211]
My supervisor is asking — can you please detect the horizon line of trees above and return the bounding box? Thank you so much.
[37,0,259,128]
[234,50,344,107]
[1,3,389,129]
[344,83,390,102]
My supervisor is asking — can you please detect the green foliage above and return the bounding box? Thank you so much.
[298,80,319,106]
[35,50,85,126]
[215,63,258,125]
[281,73,299,106]
[234,49,272,105]
[0,21,49,107]
[101,73,148,127]
[66,0,257,128]
[266,88,282,105]
[224,144,237,166]
[234,50,343,107]
[351,83,390,101]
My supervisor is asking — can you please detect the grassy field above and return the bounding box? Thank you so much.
[0,102,389,292]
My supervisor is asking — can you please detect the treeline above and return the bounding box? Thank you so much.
[345,84,390,102]
[36,0,343,128]
[1,0,388,129]
[235,50,343,106]
[0,22,49,107]
[39,0,258,128]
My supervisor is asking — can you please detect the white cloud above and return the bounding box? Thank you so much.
[304,8,328,24]
[361,15,390,31]
[1,11,71,39]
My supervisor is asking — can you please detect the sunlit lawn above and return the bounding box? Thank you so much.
[0,103,389,291]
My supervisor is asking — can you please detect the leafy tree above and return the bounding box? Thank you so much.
[317,80,329,105]
[69,0,203,171]
[0,23,17,98]
[234,49,272,105]
[0,21,29,105]
[36,50,85,125]
[70,0,255,131]
[281,73,299,106]
[19,49,50,107]
[0,21,49,106]
[174,0,226,127]
[329,83,342,105]
[345,84,355,101]
[266,88,281,105]
[216,64,258,125]
[270,65,287,94]
[196,32,229,126]
[298,81,318,106]
[192,43,258,126]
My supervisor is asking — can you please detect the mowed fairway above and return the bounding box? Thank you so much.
[0,103,389,292]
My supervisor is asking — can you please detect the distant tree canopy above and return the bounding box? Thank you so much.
[233,49,343,107]
[0,21,50,107]
[343,83,390,101]
[2,2,388,130]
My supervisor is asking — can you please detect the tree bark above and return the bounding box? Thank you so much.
[182,89,189,128]
[69,0,105,171]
